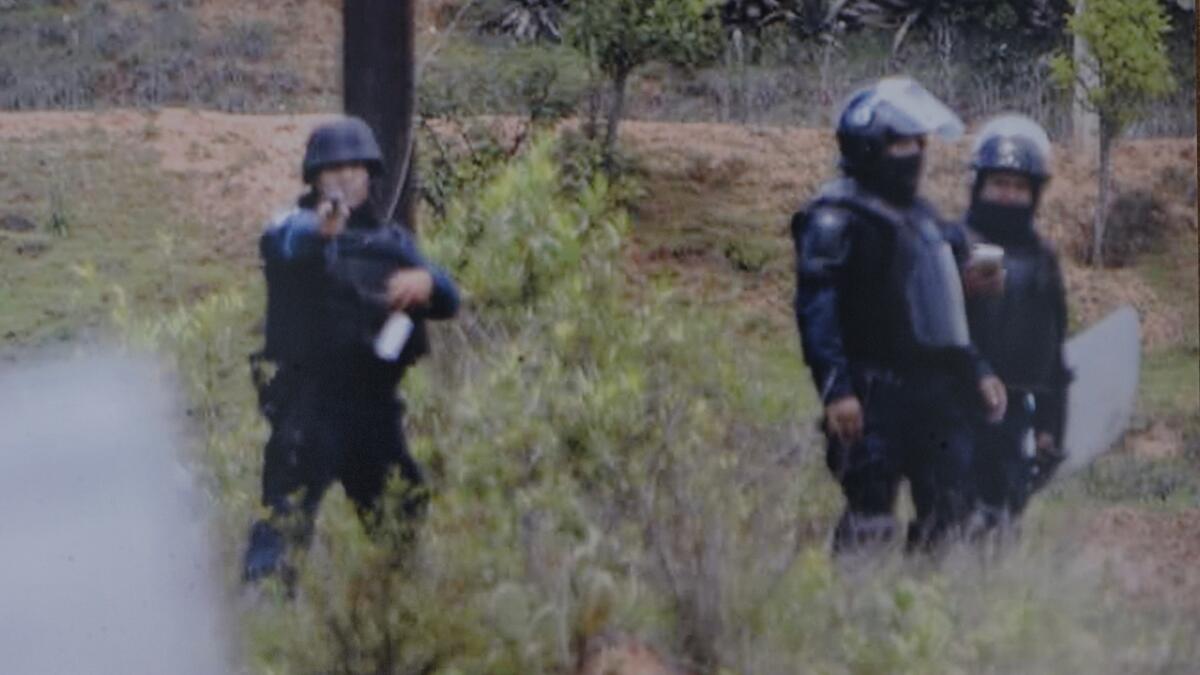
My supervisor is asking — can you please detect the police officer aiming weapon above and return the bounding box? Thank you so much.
[243,117,460,584]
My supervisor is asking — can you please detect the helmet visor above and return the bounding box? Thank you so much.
[868,77,964,141]
[972,114,1052,165]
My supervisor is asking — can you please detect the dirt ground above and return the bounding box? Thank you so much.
[1084,506,1200,607]
[623,120,1197,349]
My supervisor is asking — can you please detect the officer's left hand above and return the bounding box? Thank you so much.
[979,375,1007,424]
[963,262,1005,297]
[387,269,434,311]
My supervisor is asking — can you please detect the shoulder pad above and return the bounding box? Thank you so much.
[811,205,850,229]
[265,207,307,231]
[796,205,852,269]
[792,201,848,237]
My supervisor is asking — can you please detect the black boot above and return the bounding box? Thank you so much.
[242,520,287,583]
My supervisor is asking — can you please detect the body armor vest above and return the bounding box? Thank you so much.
[965,234,1061,390]
[813,178,970,356]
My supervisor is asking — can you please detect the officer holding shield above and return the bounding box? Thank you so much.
[243,117,460,583]
[956,114,1071,532]
[791,78,1007,555]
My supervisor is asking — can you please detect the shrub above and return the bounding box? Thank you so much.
[102,131,1200,674]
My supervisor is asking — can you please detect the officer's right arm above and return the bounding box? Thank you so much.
[792,206,854,404]
[259,210,328,265]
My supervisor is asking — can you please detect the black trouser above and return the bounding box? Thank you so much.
[259,369,427,539]
[826,367,976,554]
[973,388,1037,530]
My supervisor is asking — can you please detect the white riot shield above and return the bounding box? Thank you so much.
[1058,306,1141,477]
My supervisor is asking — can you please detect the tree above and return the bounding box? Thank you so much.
[1051,0,1177,266]
[566,0,720,167]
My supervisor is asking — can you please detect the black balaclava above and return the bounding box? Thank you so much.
[868,152,923,206]
[967,172,1041,248]
[853,136,924,207]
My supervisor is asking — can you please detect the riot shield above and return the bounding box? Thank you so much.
[1058,305,1141,477]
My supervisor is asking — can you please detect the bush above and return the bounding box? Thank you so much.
[1101,188,1170,267]
[418,40,588,120]
[101,131,1200,674]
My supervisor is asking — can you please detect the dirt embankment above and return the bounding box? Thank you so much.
[623,120,1197,349]
[1085,506,1200,607]
[1,110,1194,346]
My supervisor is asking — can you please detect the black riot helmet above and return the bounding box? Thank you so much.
[967,115,1054,245]
[835,77,964,175]
[971,114,1053,197]
[302,117,385,184]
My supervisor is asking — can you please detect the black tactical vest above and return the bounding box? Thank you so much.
[261,216,427,378]
[811,178,970,365]
[964,234,1063,390]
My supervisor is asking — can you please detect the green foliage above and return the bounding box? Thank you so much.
[565,0,721,162]
[7,120,1200,673]
[418,40,589,120]
[565,0,721,79]
[223,135,1200,673]
[1051,0,1178,133]
[417,120,518,219]
[0,129,232,351]
[1050,0,1179,265]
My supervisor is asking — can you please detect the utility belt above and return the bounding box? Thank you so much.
[249,352,399,425]
[847,355,975,411]
[850,351,970,387]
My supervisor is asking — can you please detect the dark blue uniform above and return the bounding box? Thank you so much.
[793,178,992,552]
[245,205,459,580]
[951,218,1070,527]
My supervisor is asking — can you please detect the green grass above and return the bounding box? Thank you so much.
[4,122,1199,674]
[1138,230,1200,349]
[1135,229,1200,441]
[0,129,246,354]
[1140,347,1200,427]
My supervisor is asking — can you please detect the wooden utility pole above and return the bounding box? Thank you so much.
[343,0,417,229]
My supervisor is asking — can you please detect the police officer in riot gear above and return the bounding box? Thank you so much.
[791,77,1007,555]
[243,117,460,583]
[956,114,1071,532]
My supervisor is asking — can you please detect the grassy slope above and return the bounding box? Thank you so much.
[1,115,1197,671]
[0,127,236,355]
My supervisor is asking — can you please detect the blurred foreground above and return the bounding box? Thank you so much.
[0,353,235,674]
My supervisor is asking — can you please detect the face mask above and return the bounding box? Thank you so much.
[862,153,923,206]
[968,201,1037,246]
